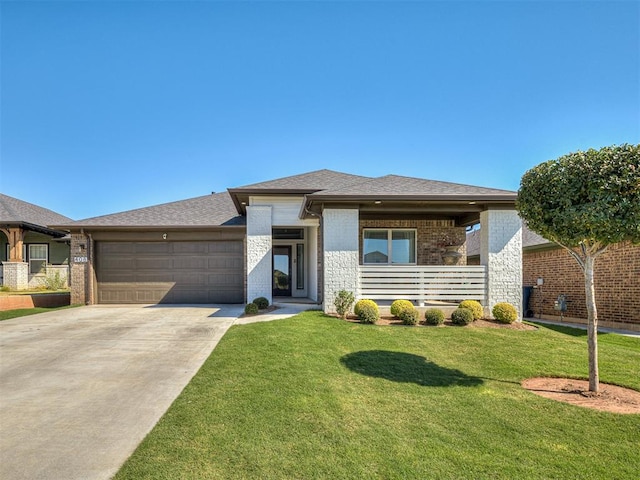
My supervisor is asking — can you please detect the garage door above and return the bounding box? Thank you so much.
[96,241,244,304]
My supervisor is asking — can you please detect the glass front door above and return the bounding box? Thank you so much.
[273,246,292,296]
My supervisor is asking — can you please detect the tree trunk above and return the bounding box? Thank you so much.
[584,255,599,393]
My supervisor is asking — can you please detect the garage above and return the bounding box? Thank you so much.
[96,240,244,304]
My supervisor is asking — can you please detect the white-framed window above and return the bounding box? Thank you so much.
[28,244,48,274]
[363,229,416,264]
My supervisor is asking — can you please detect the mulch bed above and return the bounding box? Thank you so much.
[522,377,640,414]
[343,315,537,330]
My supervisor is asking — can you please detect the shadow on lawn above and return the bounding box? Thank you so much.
[340,350,483,387]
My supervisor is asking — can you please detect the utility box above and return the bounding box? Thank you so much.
[554,294,568,312]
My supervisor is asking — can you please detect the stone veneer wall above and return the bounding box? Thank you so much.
[480,210,522,319]
[1,262,29,290]
[359,219,467,265]
[524,241,640,329]
[323,209,359,313]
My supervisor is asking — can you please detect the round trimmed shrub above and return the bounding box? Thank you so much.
[244,303,259,315]
[354,299,378,317]
[252,297,269,310]
[390,299,414,318]
[451,307,474,325]
[459,300,483,320]
[358,302,380,323]
[398,307,420,325]
[493,302,518,324]
[424,308,445,325]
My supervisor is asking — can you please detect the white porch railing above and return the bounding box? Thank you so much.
[358,265,487,304]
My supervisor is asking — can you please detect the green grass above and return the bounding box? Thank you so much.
[0,304,78,321]
[116,312,640,480]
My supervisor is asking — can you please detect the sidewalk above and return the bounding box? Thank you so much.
[233,302,321,325]
[526,317,640,338]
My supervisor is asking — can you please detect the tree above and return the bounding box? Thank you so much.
[517,144,640,393]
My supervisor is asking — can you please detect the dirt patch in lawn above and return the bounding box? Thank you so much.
[522,377,640,414]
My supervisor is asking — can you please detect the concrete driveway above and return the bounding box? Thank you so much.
[0,304,244,480]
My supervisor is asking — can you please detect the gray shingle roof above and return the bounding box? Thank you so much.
[466,223,551,257]
[56,192,244,228]
[230,169,372,192]
[310,174,516,199]
[0,193,72,228]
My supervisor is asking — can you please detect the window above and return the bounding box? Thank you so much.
[296,243,304,289]
[363,229,416,264]
[28,244,48,274]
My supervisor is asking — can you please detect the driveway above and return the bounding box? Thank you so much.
[0,304,244,480]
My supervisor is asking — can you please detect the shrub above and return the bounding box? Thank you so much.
[451,307,474,325]
[39,271,67,291]
[354,300,379,324]
[390,299,414,318]
[398,307,420,325]
[424,308,445,325]
[354,299,378,317]
[459,300,483,320]
[493,302,518,324]
[333,290,355,319]
[244,303,259,315]
[252,297,269,310]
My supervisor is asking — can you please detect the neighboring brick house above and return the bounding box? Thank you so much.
[54,170,522,317]
[468,226,640,332]
[0,194,72,289]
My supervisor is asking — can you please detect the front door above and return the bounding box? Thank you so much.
[273,245,292,296]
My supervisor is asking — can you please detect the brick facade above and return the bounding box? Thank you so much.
[323,209,359,314]
[480,210,522,319]
[524,241,640,330]
[359,219,467,265]
[246,206,273,304]
[69,233,92,305]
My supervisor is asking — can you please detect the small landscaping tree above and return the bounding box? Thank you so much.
[517,144,640,392]
[333,290,355,319]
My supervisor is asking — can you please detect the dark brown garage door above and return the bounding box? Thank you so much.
[96,241,244,304]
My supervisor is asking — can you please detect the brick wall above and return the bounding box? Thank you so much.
[359,219,467,265]
[524,241,640,328]
[69,233,89,305]
[480,210,522,319]
[246,206,273,304]
[323,209,359,313]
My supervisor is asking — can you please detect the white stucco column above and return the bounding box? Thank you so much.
[323,209,359,314]
[480,209,522,320]
[247,206,272,304]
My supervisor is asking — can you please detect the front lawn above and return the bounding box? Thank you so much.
[0,305,77,321]
[116,311,640,480]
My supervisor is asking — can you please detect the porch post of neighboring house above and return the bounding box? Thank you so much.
[246,205,273,305]
[69,233,90,304]
[322,209,359,314]
[0,227,28,290]
[480,209,522,320]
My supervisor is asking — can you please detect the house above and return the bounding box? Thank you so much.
[0,194,72,289]
[54,170,522,317]
[467,225,640,332]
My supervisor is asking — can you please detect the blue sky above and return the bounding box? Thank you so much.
[1,0,638,220]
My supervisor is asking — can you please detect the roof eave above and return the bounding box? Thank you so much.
[1,221,69,238]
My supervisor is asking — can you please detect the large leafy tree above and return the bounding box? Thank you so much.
[517,144,639,393]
